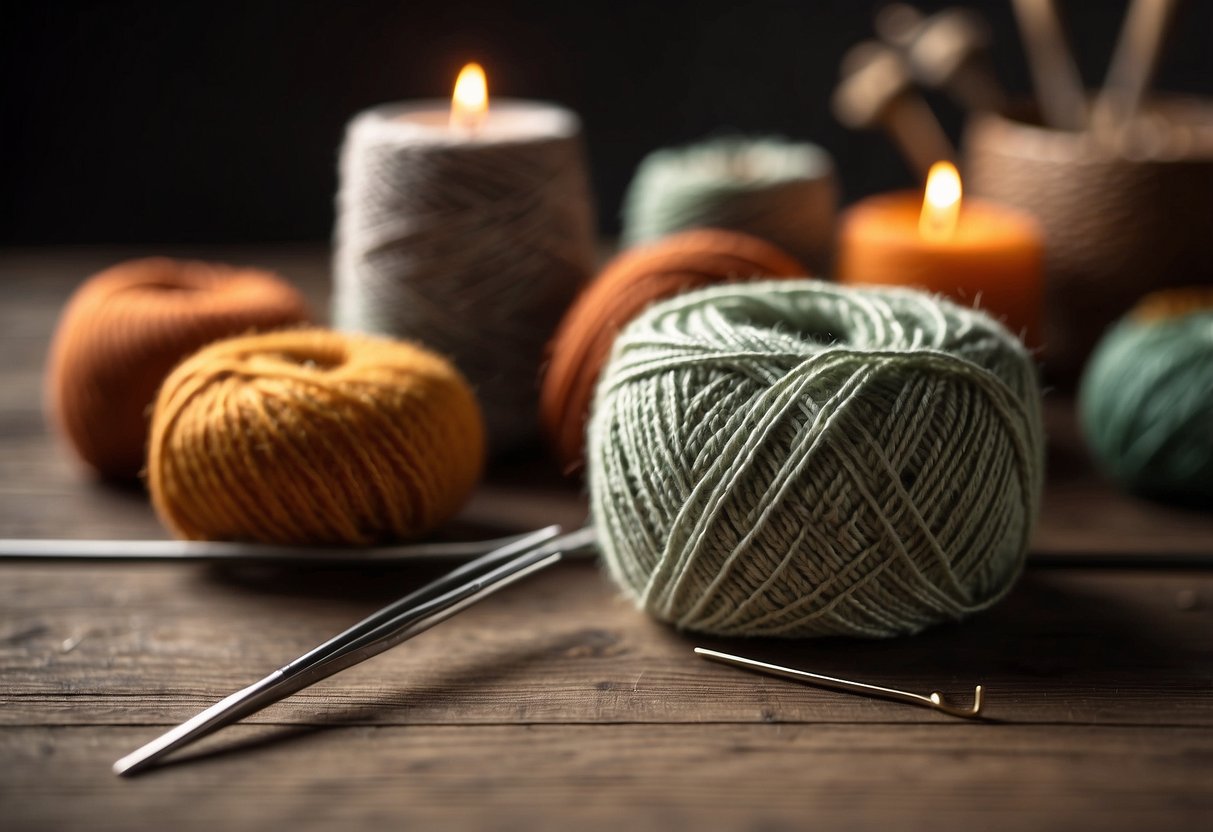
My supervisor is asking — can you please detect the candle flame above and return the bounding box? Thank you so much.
[919,161,962,242]
[451,63,488,132]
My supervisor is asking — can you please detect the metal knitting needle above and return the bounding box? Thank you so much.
[6,534,1205,568]
[113,524,598,776]
[694,647,985,720]
[0,531,549,564]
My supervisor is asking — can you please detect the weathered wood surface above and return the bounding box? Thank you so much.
[2,247,1212,831]
[6,724,1212,832]
[3,563,1212,727]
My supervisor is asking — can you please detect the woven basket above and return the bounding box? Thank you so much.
[963,96,1213,382]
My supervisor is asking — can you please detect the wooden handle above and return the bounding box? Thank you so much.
[887,95,957,180]
[834,40,954,180]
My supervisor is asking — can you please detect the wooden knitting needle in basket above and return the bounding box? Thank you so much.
[112,524,597,776]
[1011,0,1088,130]
[1092,0,1182,134]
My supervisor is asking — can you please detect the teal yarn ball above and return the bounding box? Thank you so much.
[1079,292,1213,505]
[621,136,837,273]
[588,280,1044,638]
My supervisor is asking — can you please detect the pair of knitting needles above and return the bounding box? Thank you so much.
[107,523,985,776]
[112,524,588,775]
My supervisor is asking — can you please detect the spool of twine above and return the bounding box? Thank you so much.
[589,280,1044,638]
[148,329,485,545]
[45,258,311,479]
[621,136,838,273]
[541,229,807,471]
[333,102,596,453]
[1080,287,1213,506]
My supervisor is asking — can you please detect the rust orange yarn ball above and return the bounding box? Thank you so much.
[46,258,311,479]
[148,329,485,545]
[540,229,808,471]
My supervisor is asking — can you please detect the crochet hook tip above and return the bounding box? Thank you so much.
[928,684,984,718]
[695,647,987,720]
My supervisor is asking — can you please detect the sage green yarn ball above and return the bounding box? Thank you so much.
[621,136,837,273]
[1079,298,1213,505]
[588,280,1044,638]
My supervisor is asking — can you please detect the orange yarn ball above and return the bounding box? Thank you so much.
[540,229,807,471]
[148,329,485,545]
[46,258,311,479]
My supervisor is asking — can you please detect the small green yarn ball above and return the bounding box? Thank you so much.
[1080,292,1213,505]
[588,280,1044,638]
[621,136,837,273]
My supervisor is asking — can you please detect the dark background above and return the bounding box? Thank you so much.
[2,0,1211,244]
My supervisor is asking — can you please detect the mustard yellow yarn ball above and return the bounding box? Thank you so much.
[148,329,485,544]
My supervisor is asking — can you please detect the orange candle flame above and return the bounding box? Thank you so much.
[919,161,962,242]
[451,63,488,133]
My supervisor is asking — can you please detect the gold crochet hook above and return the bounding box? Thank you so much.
[694,648,985,720]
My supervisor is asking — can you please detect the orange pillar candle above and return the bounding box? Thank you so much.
[837,162,1044,348]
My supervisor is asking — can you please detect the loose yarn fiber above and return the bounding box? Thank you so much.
[46,258,311,479]
[148,329,484,545]
[541,229,807,471]
[1080,288,1213,505]
[622,136,838,274]
[589,280,1044,638]
[334,102,596,452]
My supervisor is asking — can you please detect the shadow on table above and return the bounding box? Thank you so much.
[691,569,1208,723]
[197,518,536,604]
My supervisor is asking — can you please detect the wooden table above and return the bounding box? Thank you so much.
[3,248,1212,831]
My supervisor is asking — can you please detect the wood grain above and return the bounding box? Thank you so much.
[2,247,1212,831]
[3,562,1212,728]
[5,724,1212,832]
